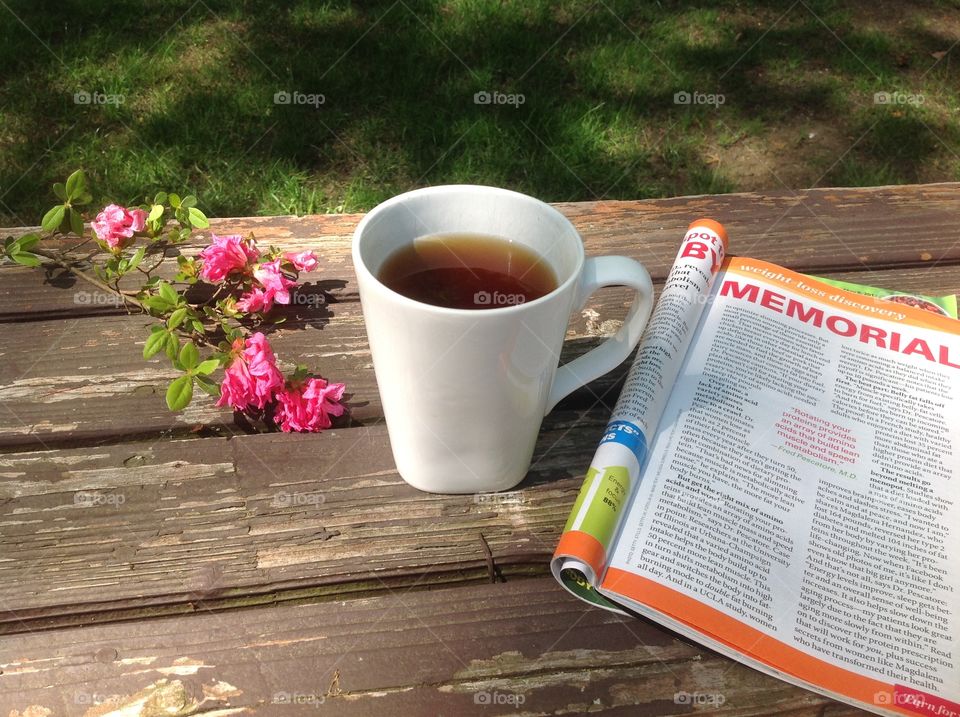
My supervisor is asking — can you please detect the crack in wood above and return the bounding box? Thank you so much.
[478,532,504,584]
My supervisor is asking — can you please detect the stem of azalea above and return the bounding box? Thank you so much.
[201,282,227,308]
[71,237,94,254]
[141,254,166,275]
[34,244,227,353]
[32,247,148,313]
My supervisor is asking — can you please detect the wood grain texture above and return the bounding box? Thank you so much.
[2,182,959,321]
[0,410,609,633]
[1,187,956,715]
[2,184,957,448]
[0,299,632,449]
[0,577,871,717]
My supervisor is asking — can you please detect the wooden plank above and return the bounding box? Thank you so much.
[0,299,630,449]
[0,234,357,323]
[556,182,960,274]
[1,264,956,449]
[0,576,870,717]
[0,410,609,633]
[0,303,374,448]
[2,182,959,321]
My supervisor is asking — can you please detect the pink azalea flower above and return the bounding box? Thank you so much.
[274,377,346,432]
[235,287,268,313]
[198,234,260,283]
[253,258,296,307]
[216,332,284,411]
[92,204,148,250]
[284,250,319,272]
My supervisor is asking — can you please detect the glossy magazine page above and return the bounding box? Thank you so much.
[599,258,960,717]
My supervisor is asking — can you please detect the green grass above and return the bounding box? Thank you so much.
[1,0,959,224]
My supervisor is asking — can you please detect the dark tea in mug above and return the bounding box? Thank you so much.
[377,233,558,310]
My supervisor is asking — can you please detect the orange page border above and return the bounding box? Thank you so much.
[554,530,606,578]
[726,257,960,335]
[603,567,923,715]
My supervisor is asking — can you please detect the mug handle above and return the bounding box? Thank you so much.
[545,256,654,414]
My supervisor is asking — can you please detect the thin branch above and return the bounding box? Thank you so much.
[32,247,148,312]
[68,237,94,254]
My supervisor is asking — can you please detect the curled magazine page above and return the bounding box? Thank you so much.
[552,220,728,608]
[601,258,960,716]
[810,275,958,320]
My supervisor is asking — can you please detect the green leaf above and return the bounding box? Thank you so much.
[187,206,209,229]
[158,282,178,305]
[148,203,164,223]
[190,319,205,334]
[180,195,197,209]
[292,364,309,381]
[167,306,188,329]
[53,182,67,201]
[65,169,87,200]
[195,374,221,397]
[179,341,199,370]
[72,192,92,206]
[154,191,168,205]
[166,375,194,411]
[128,246,146,272]
[143,329,167,358]
[168,193,181,209]
[10,252,42,267]
[142,295,172,312]
[224,324,242,341]
[164,332,179,360]
[41,205,65,233]
[195,358,220,375]
[16,234,40,252]
[68,207,84,237]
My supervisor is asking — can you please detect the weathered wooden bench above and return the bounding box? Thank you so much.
[3,184,958,715]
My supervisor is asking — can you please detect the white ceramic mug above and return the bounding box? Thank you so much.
[353,186,654,493]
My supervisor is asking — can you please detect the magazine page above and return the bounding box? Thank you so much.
[600,257,960,716]
[551,220,727,609]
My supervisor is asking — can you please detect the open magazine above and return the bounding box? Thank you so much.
[552,219,960,717]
